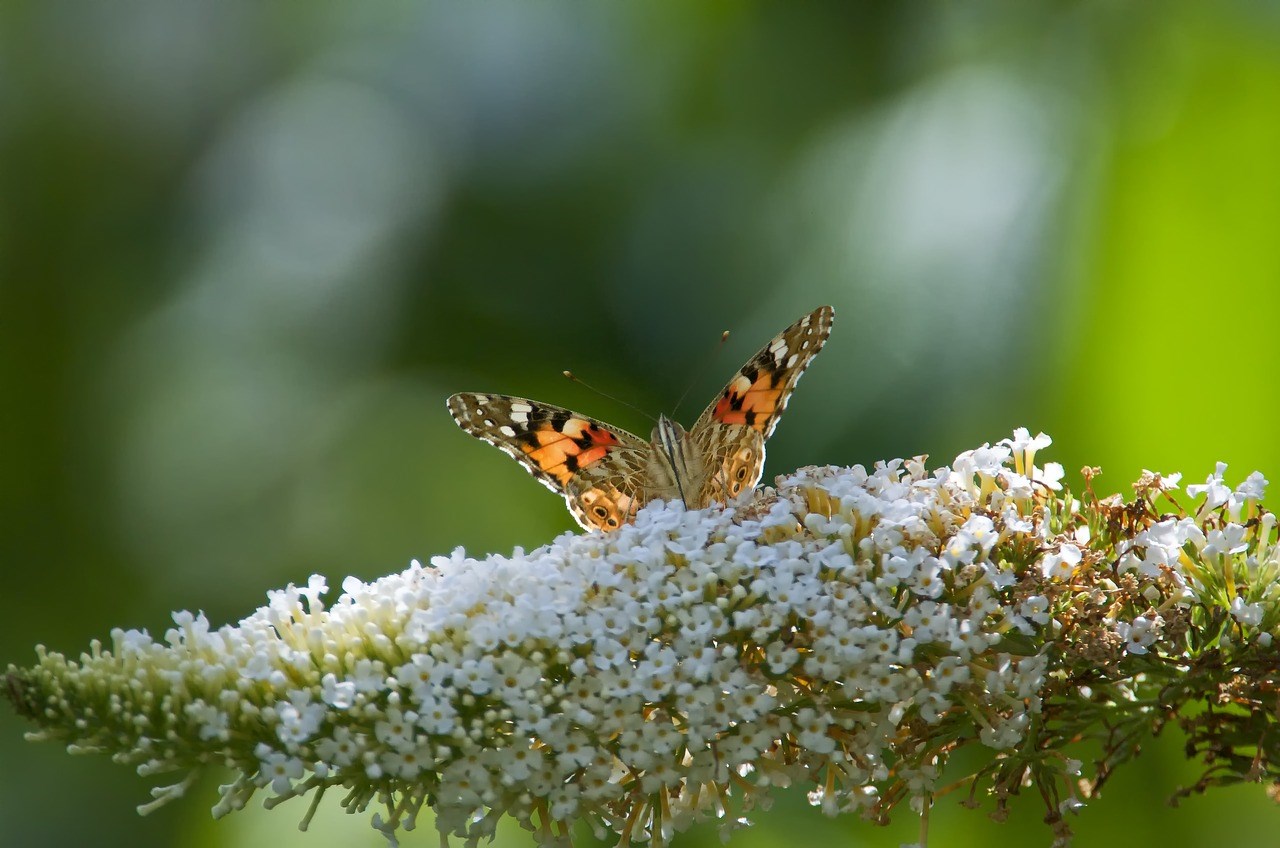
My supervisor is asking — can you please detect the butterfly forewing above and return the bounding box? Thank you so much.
[689,305,834,505]
[446,393,653,531]
[693,305,835,438]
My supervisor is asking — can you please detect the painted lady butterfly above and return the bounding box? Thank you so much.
[447,305,834,532]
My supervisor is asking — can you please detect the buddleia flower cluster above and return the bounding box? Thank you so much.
[7,429,1280,847]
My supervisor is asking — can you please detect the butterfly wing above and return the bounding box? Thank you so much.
[446,393,653,532]
[688,305,834,504]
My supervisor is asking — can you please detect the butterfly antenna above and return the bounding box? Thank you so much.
[563,371,658,424]
[671,329,731,418]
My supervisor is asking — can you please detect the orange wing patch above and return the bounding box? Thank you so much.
[705,305,832,438]
[518,417,621,486]
[713,367,785,431]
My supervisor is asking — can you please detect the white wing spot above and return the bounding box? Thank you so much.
[499,425,517,437]
[510,411,529,423]
[787,353,799,368]
[510,403,533,414]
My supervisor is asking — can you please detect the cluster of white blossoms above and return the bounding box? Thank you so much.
[9,429,1279,846]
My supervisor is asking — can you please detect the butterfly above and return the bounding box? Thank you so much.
[447,305,834,532]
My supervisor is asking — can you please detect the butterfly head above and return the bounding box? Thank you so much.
[652,414,686,446]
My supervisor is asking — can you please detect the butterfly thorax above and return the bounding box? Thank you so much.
[648,415,708,509]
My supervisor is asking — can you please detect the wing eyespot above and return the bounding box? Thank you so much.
[592,505,609,520]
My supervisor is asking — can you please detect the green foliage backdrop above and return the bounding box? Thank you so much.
[2,2,1279,845]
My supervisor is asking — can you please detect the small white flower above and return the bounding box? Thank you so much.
[1002,428,1052,477]
[314,726,360,768]
[960,516,997,551]
[1229,597,1264,627]
[374,708,417,753]
[320,674,356,710]
[1205,524,1248,557]
[1236,471,1268,501]
[1115,617,1158,655]
[1019,595,1051,626]
[1041,544,1082,582]
[255,743,305,795]
[277,690,324,746]
[1037,462,1065,490]
[348,659,388,694]
[1187,462,1232,511]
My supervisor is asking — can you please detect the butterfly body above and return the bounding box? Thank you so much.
[448,305,834,532]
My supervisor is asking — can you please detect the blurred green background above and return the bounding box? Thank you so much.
[3,2,1280,845]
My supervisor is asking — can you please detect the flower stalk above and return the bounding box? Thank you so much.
[6,429,1280,847]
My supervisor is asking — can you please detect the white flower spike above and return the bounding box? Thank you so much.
[7,431,1280,848]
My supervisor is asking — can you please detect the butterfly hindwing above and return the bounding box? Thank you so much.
[690,305,834,503]
[446,393,651,531]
